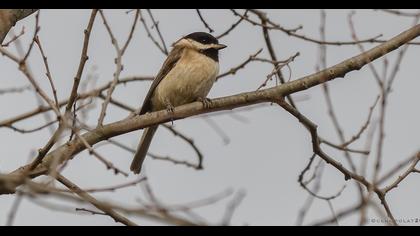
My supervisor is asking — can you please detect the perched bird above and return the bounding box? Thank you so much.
[130,32,227,174]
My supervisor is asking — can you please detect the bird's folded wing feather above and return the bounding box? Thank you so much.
[139,46,184,115]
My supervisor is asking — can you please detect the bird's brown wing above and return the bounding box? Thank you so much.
[139,47,184,115]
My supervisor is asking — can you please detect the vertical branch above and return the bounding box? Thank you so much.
[146,9,168,54]
[65,9,98,113]
[34,36,59,108]
[97,9,140,127]
[319,10,359,173]
[257,11,297,108]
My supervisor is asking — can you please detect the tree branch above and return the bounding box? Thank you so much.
[2,24,419,196]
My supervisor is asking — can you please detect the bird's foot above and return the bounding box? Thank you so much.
[165,102,175,126]
[197,97,212,109]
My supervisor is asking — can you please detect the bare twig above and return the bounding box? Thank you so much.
[72,130,129,177]
[0,85,31,95]
[376,9,420,18]
[196,9,214,33]
[55,173,137,226]
[1,26,25,47]
[0,76,153,128]
[256,52,300,90]
[65,9,98,113]
[97,9,140,126]
[140,10,168,55]
[216,10,247,39]
[146,9,168,54]
[221,190,246,225]
[34,36,59,107]
[217,48,263,80]
[233,9,392,46]
[4,120,57,134]
[341,95,380,147]
[5,193,23,226]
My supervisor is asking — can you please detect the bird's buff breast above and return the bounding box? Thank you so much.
[152,50,219,110]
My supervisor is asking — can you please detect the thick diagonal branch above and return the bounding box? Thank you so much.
[2,24,420,195]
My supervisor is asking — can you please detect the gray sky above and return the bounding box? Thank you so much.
[0,9,419,225]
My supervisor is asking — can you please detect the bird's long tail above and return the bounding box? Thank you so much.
[130,125,158,174]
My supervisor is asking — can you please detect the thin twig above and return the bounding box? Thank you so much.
[5,193,23,226]
[221,190,246,225]
[72,130,129,177]
[0,85,31,95]
[1,26,25,47]
[216,10,247,39]
[96,9,140,126]
[217,48,263,80]
[55,173,137,226]
[65,9,98,113]
[140,10,168,55]
[34,36,59,108]
[196,9,214,33]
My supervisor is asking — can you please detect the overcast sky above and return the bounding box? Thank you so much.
[0,9,419,226]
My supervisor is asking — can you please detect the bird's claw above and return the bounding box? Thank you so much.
[198,97,212,109]
[165,102,175,126]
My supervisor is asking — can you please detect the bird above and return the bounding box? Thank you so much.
[130,32,227,174]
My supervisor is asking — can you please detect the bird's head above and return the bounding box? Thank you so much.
[173,32,227,51]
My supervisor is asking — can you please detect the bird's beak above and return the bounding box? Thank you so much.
[213,43,227,50]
